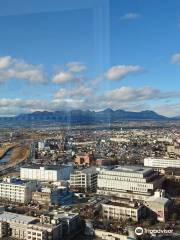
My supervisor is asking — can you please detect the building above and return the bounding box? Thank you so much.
[0,210,81,240]
[32,191,51,206]
[74,153,95,166]
[70,167,98,192]
[96,158,117,166]
[144,157,180,169]
[0,211,38,239]
[0,221,9,238]
[97,166,165,201]
[101,201,145,222]
[167,145,180,156]
[144,190,171,222]
[52,211,82,236]
[0,177,37,203]
[95,229,129,240]
[20,164,73,182]
[32,186,73,206]
[27,222,62,240]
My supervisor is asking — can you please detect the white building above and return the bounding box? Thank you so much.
[144,190,171,222]
[144,157,180,169]
[95,229,128,240]
[0,211,38,239]
[27,222,62,240]
[101,202,145,222]
[0,177,37,203]
[20,165,73,182]
[38,141,45,150]
[70,167,98,192]
[0,211,62,240]
[97,166,165,201]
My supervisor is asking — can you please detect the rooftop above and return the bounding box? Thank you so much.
[21,164,72,170]
[0,211,37,224]
[102,201,141,209]
[101,165,153,175]
[74,166,97,174]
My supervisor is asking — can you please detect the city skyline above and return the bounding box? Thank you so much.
[0,0,180,117]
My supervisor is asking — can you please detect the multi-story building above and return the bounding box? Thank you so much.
[70,167,98,192]
[27,222,62,240]
[144,157,180,169]
[97,166,165,201]
[0,177,37,203]
[0,211,38,239]
[101,202,145,222]
[0,210,81,240]
[167,145,180,156]
[20,165,73,182]
[32,186,73,206]
[0,221,9,238]
[144,190,171,222]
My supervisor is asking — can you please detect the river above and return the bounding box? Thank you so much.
[0,148,13,163]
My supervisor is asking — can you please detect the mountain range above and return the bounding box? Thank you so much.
[0,109,170,124]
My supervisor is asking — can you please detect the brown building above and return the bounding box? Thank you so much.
[74,153,94,166]
[96,158,117,166]
[32,191,51,206]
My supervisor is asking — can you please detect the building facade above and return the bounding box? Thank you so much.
[144,157,180,169]
[20,165,73,182]
[0,178,37,203]
[70,167,98,192]
[101,202,145,222]
[97,166,165,201]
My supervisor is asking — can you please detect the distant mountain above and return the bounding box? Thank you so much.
[0,109,168,124]
[173,115,180,120]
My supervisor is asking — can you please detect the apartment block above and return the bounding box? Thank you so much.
[70,167,98,192]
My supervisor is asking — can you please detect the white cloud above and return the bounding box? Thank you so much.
[171,53,180,65]
[0,56,47,84]
[53,62,87,84]
[0,56,12,69]
[1,85,180,116]
[66,62,87,72]
[153,103,180,117]
[54,85,92,98]
[104,86,180,102]
[52,71,74,84]
[106,65,144,81]
[121,12,141,20]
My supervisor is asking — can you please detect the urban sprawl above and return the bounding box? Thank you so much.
[0,126,180,240]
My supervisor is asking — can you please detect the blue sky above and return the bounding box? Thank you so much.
[0,0,180,116]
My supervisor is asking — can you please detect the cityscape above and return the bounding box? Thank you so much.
[0,0,180,240]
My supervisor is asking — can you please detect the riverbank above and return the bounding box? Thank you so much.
[0,143,17,159]
[0,144,30,174]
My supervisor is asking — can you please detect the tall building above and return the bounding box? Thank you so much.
[20,165,73,182]
[144,157,180,169]
[97,166,165,201]
[0,177,37,203]
[70,167,98,192]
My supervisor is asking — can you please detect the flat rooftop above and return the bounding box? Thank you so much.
[102,201,140,209]
[0,211,37,224]
[21,164,72,170]
[102,165,153,175]
[74,166,97,174]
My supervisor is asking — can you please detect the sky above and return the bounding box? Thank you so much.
[0,0,180,117]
